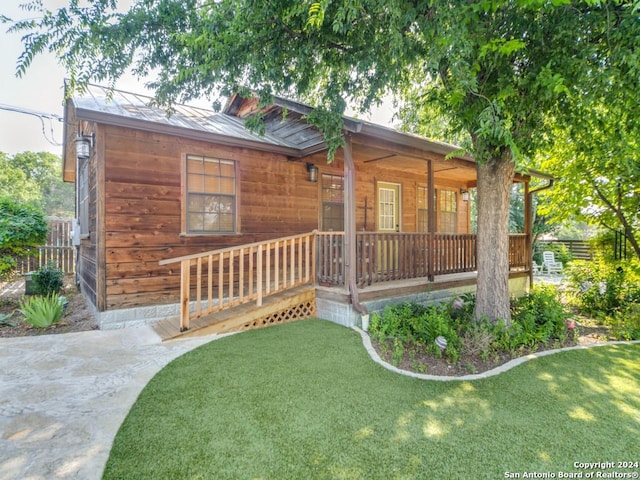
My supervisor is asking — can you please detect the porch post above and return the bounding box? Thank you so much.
[427,159,436,281]
[344,134,357,293]
[524,180,533,288]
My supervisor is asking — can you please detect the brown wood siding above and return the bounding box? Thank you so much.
[77,123,99,309]
[102,125,319,310]
[307,151,470,235]
[96,123,473,311]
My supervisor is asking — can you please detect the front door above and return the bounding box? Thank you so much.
[377,182,400,233]
[377,182,401,275]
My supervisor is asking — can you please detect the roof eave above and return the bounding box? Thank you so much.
[73,107,305,158]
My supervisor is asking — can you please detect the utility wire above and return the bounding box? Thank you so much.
[0,103,63,146]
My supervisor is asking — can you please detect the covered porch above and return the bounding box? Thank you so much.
[159,98,542,334]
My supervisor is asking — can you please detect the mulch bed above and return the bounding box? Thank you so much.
[0,278,98,337]
[371,317,613,377]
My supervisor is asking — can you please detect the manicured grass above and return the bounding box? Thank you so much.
[103,320,640,480]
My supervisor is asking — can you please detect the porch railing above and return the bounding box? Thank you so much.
[159,231,315,331]
[161,230,529,331]
[317,232,529,287]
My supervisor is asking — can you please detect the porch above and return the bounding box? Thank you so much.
[157,231,530,337]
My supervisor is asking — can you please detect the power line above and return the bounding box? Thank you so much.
[0,103,63,146]
[0,103,62,120]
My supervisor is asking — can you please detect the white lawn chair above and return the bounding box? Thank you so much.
[542,251,563,275]
[532,261,543,275]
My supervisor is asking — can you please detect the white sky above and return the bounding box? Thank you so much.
[0,2,395,157]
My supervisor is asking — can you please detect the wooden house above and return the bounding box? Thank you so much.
[62,84,547,337]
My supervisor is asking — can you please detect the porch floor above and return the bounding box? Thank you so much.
[317,270,529,304]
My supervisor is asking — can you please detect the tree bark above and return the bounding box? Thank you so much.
[474,152,515,325]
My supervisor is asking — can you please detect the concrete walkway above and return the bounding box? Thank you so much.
[0,327,221,480]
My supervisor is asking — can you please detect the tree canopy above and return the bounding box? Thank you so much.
[536,99,640,259]
[8,0,639,321]
[0,151,74,217]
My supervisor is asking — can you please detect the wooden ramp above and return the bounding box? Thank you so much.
[152,285,316,341]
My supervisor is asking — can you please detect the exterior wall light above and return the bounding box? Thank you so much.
[460,189,470,202]
[75,134,93,162]
[306,162,318,182]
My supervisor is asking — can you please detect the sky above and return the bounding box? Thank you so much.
[0,2,151,157]
[0,2,395,158]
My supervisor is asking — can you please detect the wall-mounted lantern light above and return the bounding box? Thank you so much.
[75,134,93,162]
[306,162,318,182]
[460,189,470,202]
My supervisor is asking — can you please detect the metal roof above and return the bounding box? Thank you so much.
[71,84,311,156]
[71,84,472,161]
[68,83,552,182]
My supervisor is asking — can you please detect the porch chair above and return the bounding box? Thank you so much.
[542,251,563,275]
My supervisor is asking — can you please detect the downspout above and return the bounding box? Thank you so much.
[526,174,555,288]
[343,134,369,320]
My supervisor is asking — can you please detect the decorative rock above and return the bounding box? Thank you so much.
[435,335,447,350]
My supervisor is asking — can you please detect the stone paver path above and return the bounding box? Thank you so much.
[0,326,219,480]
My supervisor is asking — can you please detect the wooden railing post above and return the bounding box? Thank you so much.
[180,259,190,332]
[257,244,263,306]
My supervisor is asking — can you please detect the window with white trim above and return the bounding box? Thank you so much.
[417,186,428,233]
[438,189,457,233]
[321,173,344,231]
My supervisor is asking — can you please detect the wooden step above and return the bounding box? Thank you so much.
[153,285,316,341]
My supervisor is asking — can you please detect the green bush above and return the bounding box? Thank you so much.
[369,302,461,361]
[0,196,47,280]
[32,261,64,295]
[565,256,640,316]
[369,286,574,364]
[604,303,640,341]
[510,284,570,346]
[19,293,64,328]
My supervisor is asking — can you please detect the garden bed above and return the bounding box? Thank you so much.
[372,317,609,377]
[0,278,98,337]
[365,284,624,377]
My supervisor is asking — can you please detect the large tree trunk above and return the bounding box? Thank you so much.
[474,152,515,325]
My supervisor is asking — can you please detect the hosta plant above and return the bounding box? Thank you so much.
[19,294,64,328]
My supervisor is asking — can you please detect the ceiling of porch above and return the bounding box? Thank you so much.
[350,140,478,186]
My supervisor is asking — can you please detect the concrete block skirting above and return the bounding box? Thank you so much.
[91,277,530,330]
[316,277,528,329]
[93,300,219,330]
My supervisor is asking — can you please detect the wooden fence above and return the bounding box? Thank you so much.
[536,239,592,261]
[17,219,76,274]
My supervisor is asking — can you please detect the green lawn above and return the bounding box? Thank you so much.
[104,319,640,480]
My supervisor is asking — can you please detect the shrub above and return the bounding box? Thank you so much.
[369,287,574,365]
[460,321,494,358]
[369,302,461,361]
[19,293,64,328]
[565,256,640,317]
[511,284,571,345]
[32,261,64,295]
[0,197,47,280]
[604,303,640,341]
